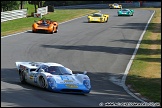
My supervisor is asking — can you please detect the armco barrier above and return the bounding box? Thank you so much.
[37,6,48,15]
[1,9,27,22]
[120,2,140,8]
[1,6,48,22]
[142,2,161,7]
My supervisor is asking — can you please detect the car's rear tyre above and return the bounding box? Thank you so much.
[39,76,46,89]
[19,70,26,83]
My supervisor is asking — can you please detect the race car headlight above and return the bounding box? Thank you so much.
[83,80,91,89]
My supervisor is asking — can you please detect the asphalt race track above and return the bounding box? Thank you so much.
[1,9,154,107]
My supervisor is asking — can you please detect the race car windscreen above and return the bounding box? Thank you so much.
[45,66,72,75]
[93,14,102,17]
[114,4,118,6]
[122,9,129,12]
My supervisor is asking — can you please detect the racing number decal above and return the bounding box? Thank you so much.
[30,73,38,83]
[33,73,38,83]
[34,76,37,83]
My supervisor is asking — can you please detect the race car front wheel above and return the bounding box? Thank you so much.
[54,27,58,33]
[50,28,54,34]
[39,76,46,89]
[105,18,108,23]
[19,71,26,83]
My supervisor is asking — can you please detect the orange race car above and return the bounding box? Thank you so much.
[32,18,58,34]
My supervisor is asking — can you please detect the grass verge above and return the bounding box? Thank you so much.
[126,8,161,103]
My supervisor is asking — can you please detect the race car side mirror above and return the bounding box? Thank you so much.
[83,71,87,75]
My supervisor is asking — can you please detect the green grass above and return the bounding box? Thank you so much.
[126,8,161,103]
[1,4,98,36]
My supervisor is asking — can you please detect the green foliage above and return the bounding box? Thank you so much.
[1,1,20,11]
[24,4,37,16]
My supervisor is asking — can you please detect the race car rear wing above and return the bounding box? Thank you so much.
[15,62,43,70]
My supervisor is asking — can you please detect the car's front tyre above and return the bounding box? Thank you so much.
[106,18,108,22]
[39,76,46,89]
[19,70,26,83]
[32,30,36,33]
[54,27,58,33]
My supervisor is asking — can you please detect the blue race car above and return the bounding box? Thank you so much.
[16,62,91,94]
[118,9,134,16]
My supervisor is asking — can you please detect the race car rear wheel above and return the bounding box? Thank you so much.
[19,70,26,83]
[39,76,46,89]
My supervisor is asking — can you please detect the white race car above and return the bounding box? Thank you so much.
[15,62,91,94]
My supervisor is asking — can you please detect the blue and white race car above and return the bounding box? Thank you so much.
[15,62,91,94]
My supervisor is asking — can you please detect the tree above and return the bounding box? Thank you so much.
[28,1,44,13]
[1,1,19,12]
[28,1,38,13]
[20,1,23,9]
[38,1,43,8]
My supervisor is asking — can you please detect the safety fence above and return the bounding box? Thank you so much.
[1,9,27,22]
[1,6,48,22]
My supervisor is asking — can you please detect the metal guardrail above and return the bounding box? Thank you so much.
[37,6,48,15]
[120,2,140,8]
[142,2,161,7]
[1,9,27,22]
[1,6,48,22]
